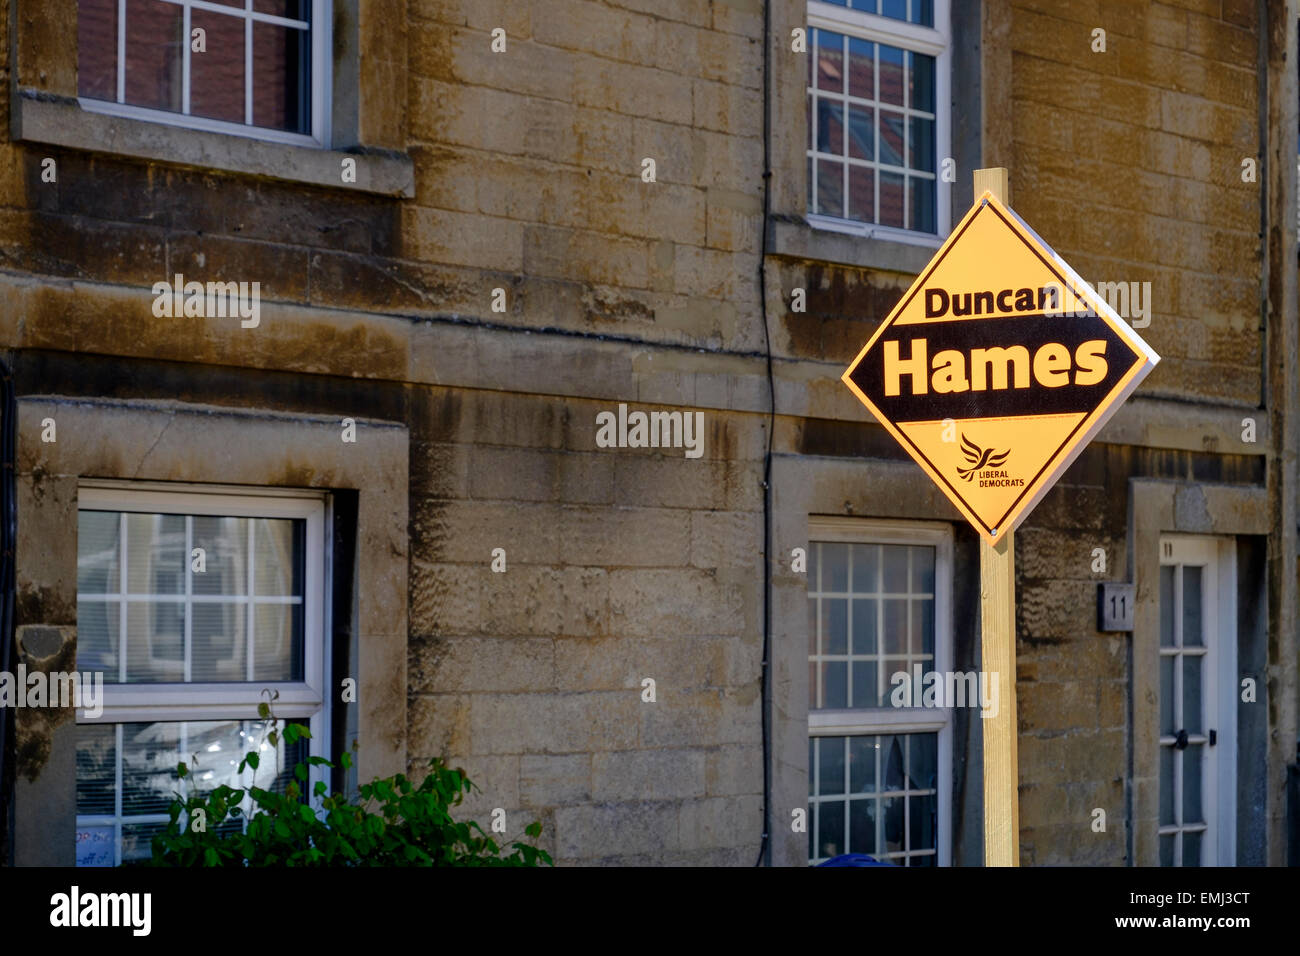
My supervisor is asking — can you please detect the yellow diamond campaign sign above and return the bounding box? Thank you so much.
[842,191,1159,544]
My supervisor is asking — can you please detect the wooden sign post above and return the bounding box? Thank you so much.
[973,167,1019,867]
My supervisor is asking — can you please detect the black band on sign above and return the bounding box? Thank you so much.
[850,311,1139,423]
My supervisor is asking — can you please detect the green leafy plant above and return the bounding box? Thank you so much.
[148,698,552,867]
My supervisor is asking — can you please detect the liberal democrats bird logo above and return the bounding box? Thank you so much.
[956,434,1009,482]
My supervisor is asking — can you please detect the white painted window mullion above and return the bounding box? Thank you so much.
[247,519,256,682]
[245,0,254,126]
[184,516,193,683]
[116,0,127,104]
[119,512,128,684]
[182,2,192,114]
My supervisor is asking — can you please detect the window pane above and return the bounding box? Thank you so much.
[881,544,908,592]
[851,543,879,592]
[849,735,877,792]
[909,117,935,172]
[77,600,120,681]
[1183,745,1203,823]
[124,0,183,112]
[125,601,184,682]
[879,110,905,167]
[253,22,311,133]
[850,797,876,854]
[816,159,843,216]
[1183,655,1202,734]
[880,171,905,228]
[1182,830,1202,867]
[910,732,937,790]
[909,793,935,850]
[78,0,118,100]
[847,38,874,100]
[881,734,905,790]
[880,795,904,852]
[193,516,249,596]
[79,718,310,866]
[819,737,846,794]
[910,51,936,112]
[883,599,907,653]
[847,105,874,160]
[126,513,185,594]
[882,0,907,21]
[911,598,933,655]
[79,506,312,686]
[878,45,905,106]
[1159,745,1175,825]
[822,542,848,591]
[121,720,183,815]
[818,801,845,859]
[911,0,934,27]
[1182,566,1203,646]
[851,659,878,707]
[78,511,120,594]
[255,518,304,595]
[255,603,304,682]
[851,598,877,653]
[822,660,848,708]
[816,98,844,155]
[909,177,936,233]
[192,602,247,682]
[911,546,935,592]
[1160,654,1175,735]
[190,9,247,124]
[848,165,874,222]
[823,598,847,654]
[76,723,116,815]
[122,821,170,864]
[815,30,845,93]
[1160,565,1175,647]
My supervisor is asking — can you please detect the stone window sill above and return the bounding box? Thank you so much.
[13,91,414,198]
[768,216,940,275]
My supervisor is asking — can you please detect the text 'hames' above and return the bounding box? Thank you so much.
[850,309,1129,421]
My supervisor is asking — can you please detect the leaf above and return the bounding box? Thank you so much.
[176,761,188,778]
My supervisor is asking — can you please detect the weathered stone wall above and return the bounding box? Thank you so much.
[0,0,1292,868]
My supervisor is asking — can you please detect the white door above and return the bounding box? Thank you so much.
[1157,536,1236,866]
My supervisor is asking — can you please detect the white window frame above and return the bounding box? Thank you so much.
[77,0,332,148]
[73,482,331,864]
[806,0,951,247]
[806,517,954,866]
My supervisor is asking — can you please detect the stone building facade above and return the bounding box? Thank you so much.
[1,0,1296,866]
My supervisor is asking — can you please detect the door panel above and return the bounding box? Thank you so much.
[1157,536,1235,866]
